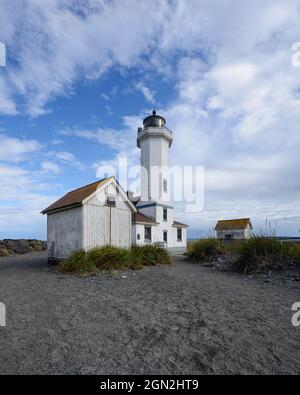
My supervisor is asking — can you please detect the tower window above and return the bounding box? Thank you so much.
[163,179,168,193]
[163,230,168,243]
[163,208,168,221]
[144,226,151,241]
[177,228,182,242]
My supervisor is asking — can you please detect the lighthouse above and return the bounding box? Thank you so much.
[130,111,188,252]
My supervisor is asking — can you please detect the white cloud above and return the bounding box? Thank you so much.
[51,139,64,145]
[0,78,17,115]
[135,82,156,104]
[60,127,132,153]
[41,161,60,174]
[0,134,41,162]
[0,164,60,238]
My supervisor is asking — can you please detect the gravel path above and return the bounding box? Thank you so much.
[0,252,299,375]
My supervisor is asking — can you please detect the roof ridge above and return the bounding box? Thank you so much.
[66,177,110,194]
[218,218,250,222]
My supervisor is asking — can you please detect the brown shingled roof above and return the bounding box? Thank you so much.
[42,177,112,214]
[215,218,252,231]
[132,212,158,225]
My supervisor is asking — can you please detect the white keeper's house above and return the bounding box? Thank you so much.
[42,111,188,262]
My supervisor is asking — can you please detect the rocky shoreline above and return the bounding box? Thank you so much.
[0,239,47,257]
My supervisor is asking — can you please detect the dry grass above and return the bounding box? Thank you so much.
[59,245,171,274]
[186,238,226,262]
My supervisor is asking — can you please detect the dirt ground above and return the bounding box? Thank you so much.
[0,252,299,375]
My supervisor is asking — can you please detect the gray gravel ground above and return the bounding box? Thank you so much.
[0,252,299,375]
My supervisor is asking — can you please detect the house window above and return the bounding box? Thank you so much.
[177,228,182,242]
[163,230,168,243]
[144,226,151,241]
[163,179,168,193]
[225,234,233,240]
[163,208,168,221]
[137,234,140,240]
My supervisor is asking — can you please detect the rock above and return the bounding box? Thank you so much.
[0,239,47,255]
[3,239,31,254]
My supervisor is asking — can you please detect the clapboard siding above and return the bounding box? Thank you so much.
[83,183,132,250]
[47,206,84,260]
[83,204,131,249]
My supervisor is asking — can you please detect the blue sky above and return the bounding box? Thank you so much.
[1,0,300,239]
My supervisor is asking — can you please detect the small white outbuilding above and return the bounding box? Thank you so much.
[215,218,253,240]
[42,177,137,263]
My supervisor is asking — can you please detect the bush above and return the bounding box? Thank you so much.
[186,238,225,262]
[59,250,96,274]
[59,245,171,274]
[235,237,300,274]
[86,246,132,270]
[132,245,172,267]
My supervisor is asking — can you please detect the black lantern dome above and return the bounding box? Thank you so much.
[143,110,166,127]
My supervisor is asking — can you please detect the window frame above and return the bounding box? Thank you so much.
[144,226,152,241]
[177,228,182,242]
[163,208,168,222]
[163,230,168,243]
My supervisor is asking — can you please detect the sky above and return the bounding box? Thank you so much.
[1,0,300,239]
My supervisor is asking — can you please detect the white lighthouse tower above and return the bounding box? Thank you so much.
[131,111,188,252]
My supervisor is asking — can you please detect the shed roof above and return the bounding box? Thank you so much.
[215,218,252,231]
[42,177,113,214]
[173,220,189,228]
[132,212,158,225]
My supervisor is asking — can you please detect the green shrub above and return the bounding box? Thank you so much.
[132,245,172,266]
[186,238,225,262]
[60,245,171,274]
[86,246,132,270]
[235,237,300,274]
[59,250,96,274]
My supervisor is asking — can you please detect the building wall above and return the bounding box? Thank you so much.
[83,182,132,250]
[132,223,149,246]
[132,203,187,250]
[47,206,83,260]
[140,135,170,203]
[172,226,187,248]
[216,224,251,240]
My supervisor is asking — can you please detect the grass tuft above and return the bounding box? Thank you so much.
[235,236,300,274]
[59,250,96,274]
[186,238,225,262]
[59,245,171,274]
